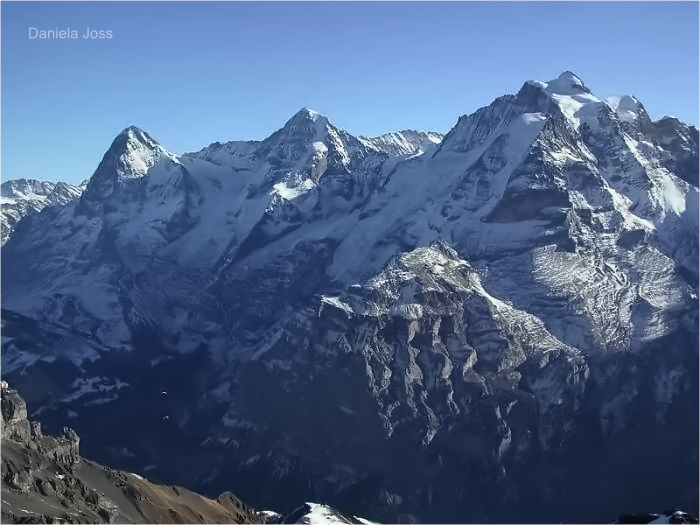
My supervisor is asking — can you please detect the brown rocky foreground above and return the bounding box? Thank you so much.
[0,381,263,524]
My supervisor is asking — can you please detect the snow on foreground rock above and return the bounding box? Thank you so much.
[260,502,378,524]
[611,511,699,524]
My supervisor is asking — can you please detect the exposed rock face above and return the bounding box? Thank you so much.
[1,382,79,464]
[1,380,30,442]
[0,382,263,524]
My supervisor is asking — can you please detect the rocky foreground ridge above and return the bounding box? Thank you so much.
[0,381,263,524]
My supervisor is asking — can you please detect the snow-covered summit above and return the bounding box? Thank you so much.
[535,70,592,96]
[277,108,330,138]
[117,124,157,143]
[293,107,324,122]
[1,179,60,202]
[520,71,603,132]
[107,125,174,179]
[607,94,644,123]
[255,108,337,165]
[77,125,179,212]
[519,71,684,143]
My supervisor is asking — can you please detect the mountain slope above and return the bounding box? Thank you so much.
[1,72,697,523]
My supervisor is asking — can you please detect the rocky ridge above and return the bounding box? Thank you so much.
[0,381,263,524]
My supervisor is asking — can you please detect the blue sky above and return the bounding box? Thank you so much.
[2,1,698,185]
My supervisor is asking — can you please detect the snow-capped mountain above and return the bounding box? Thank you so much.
[0,178,83,245]
[358,130,443,157]
[1,71,697,523]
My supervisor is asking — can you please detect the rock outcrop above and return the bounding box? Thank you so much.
[2,381,80,466]
[0,381,263,524]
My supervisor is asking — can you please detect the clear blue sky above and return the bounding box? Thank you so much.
[2,1,698,185]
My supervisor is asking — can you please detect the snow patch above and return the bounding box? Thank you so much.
[507,113,547,155]
[607,95,641,123]
[312,141,328,154]
[321,296,354,314]
[291,503,378,525]
[272,179,316,200]
[61,377,129,403]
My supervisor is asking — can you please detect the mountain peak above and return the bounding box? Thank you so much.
[1,178,56,199]
[296,107,323,120]
[104,125,163,160]
[76,126,170,211]
[264,108,332,147]
[555,70,585,85]
[119,124,146,136]
[606,94,643,123]
[285,107,329,128]
[526,70,592,97]
[544,70,590,95]
[112,125,160,151]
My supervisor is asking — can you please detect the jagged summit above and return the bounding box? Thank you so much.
[1,178,57,198]
[253,107,340,172]
[557,70,583,83]
[109,125,162,155]
[282,107,329,129]
[94,126,170,174]
[546,70,590,94]
[293,107,324,121]
[607,94,644,122]
[76,125,177,212]
[118,124,149,137]
[523,70,591,95]
[520,71,661,133]
[262,108,333,148]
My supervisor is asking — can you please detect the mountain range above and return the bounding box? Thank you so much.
[1,71,698,523]
[1,179,84,246]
